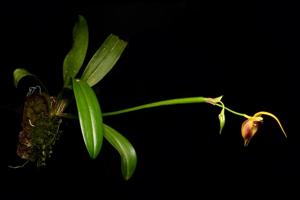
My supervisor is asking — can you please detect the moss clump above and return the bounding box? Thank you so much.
[17,92,63,167]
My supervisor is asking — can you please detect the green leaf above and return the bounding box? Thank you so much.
[103,124,137,180]
[72,79,103,159]
[63,15,89,88]
[13,68,34,88]
[81,34,127,87]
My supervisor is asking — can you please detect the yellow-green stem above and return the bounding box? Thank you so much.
[215,103,251,119]
[102,96,250,119]
[102,97,209,117]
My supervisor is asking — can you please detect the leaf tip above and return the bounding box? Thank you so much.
[13,68,33,88]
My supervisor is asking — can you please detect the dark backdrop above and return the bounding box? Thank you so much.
[0,1,297,199]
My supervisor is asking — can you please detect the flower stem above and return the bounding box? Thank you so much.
[102,96,251,119]
[215,103,251,119]
[102,97,209,117]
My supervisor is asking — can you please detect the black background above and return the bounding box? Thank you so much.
[0,1,298,198]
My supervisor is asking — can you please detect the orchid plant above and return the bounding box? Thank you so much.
[10,15,287,180]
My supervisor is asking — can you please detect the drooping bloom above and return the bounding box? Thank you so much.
[241,116,263,146]
[241,111,287,146]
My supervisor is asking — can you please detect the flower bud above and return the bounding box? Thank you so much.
[218,102,225,134]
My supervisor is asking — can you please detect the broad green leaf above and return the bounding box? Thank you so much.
[72,79,103,159]
[103,124,137,180]
[81,34,127,87]
[13,68,34,88]
[63,15,89,88]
